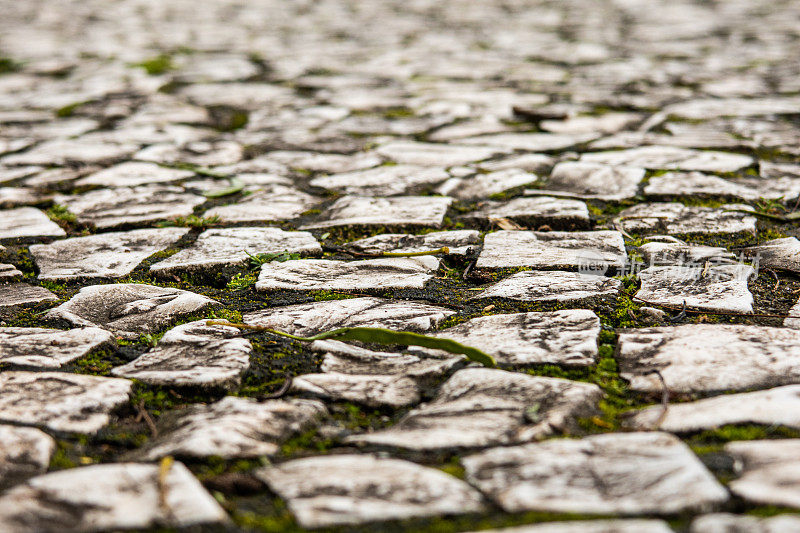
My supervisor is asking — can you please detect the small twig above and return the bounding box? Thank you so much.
[135,400,159,438]
[643,369,669,429]
[258,375,293,401]
[767,269,780,291]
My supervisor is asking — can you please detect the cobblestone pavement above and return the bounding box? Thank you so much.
[1,0,800,531]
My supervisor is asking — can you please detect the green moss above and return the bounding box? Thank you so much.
[157,214,221,229]
[132,54,174,75]
[55,101,88,118]
[72,348,115,376]
[0,57,21,74]
[227,272,256,291]
[46,204,77,225]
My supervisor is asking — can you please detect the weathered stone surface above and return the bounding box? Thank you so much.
[0,371,132,434]
[463,197,590,230]
[726,440,800,508]
[45,284,217,339]
[462,432,728,514]
[617,325,800,393]
[744,237,800,274]
[30,227,189,280]
[581,146,753,173]
[459,133,597,152]
[662,97,800,120]
[301,196,453,229]
[644,171,800,201]
[74,161,194,187]
[617,203,757,236]
[203,186,321,223]
[437,169,540,200]
[150,227,321,275]
[310,164,448,196]
[0,207,65,241]
[469,520,674,533]
[476,230,626,272]
[540,112,643,135]
[375,140,503,167]
[265,150,382,174]
[256,454,487,528]
[292,373,422,408]
[134,140,243,167]
[639,241,735,266]
[0,186,52,208]
[0,425,55,491]
[0,263,22,279]
[111,320,251,389]
[345,230,479,256]
[132,397,326,460]
[347,368,601,450]
[1,139,138,166]
[529,161,645,201]
[636,264,755,313]
[475,154,554,174]
[627,385,800,432]
[434,310,600,366]
[0,283,58,312]
[55,186,206,229]
[256,256,439,291]
[0,462,228,532]
[690,513,800,533]
[474,270,622,303]
[0,326,114,368]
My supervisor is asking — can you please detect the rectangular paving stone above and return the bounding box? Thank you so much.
[617,325,800,393]
[459,132,598,152]
[0,327,115,368]
[744,237,800,274]
[255,256,439,291]
[291,373,422,408]
[301,195,453,229]
[74,161,195,187]
[0,207,65,241]
[462,197,590,230]
[529,161,645,201]
[309,164,449,196]
[375,140,505,167]
[345,230,479,256]
[0,425,54,492]
[725,440,800,509]
[639,241,735,266]
[644,171,800,201]
[202,186,321,223]
[690,513,800,533]
[0,263,22,279]
[462,432,728,515]
[437,169,541,200]
[1,139,138,166]
[467,519,674,533]
[0,283,58,312]
[617,202,757,236]
[580,145,754,173]
[473,270,622,303]
[636,264,755,313]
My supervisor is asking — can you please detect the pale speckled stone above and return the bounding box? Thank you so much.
[134,140,243,167]
[301,196,453,229]
[265,150,382,174]
[30,227,189,280]
[617,203,757,236]
[0,371,132,434]
[347,368,601,450]
[243,297,454,336]
[0,327,115,368]
[475,154,554,174]
[690,513,800,533]
[581,145,753,173]
[529,161,645,201]
[1,139,138,166]
[0,207,65,241]
[150,227,321,275]
[468,519,674,533]
[540,112,643,135]
[345,230,479,256]
[132,397,327,460]
[744,237,800,274]
[617,325,800,393]
[474,270,622,303]
[0,425,54,491]
[45,284,217,339]
[644,171,800,201]
[0,283,58,312]
[639,242,735,266]
[662,97,800,120]
[310,164,448,196]
[256,256,439,291]
[0,462,228,532]
[256,454,487,528]
[463,432,728,514]
[202,186,322,223]
[459,132,597,152]
[0,186,52,208]
[462,197,590,229]
[636,264,755,313]
[74,161,195,187]
[291,373,422,408]
[726,440,800,508]
[375,140,504,167]
[437,169,540,200]
[111,321,251,390]
[0,263,22,279]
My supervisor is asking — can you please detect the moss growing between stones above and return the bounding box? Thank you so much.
[132,54,174,75]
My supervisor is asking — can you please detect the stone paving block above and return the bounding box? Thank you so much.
[347,368,602,450]
[111,320,252,390]
[743,237,800,274]
[0,371,132,434]
[617,202,757,236]
[255,454,487,528]
[437,169,540,200]
[617,325,800,393]
[1,139,138,166]
[134,140,243,167]
[202,186,322,223]
[643,171,800,201]
[55,185,206,229]
[310,164,449,196]
[255,256,439,291]
[473,270,622,303]
[475,153,555,174]
[345,230,479,256]
[462,432,728,515]
[74,161,194,187]
[301,195,453,229]
[468,519,675,533]
[540,112,643,135]
[30,227,189,280]
[0,425,55,491]
[375,140,504,167]
[0,326,115,368]
[529,161,645,201]
[0,186,52,208]
[0,462,228,532]
[639,241,735,266]
[45,283,217,339]
[265,150,382,174]
[662,97,800,120]
[725,440,800,508]
[132,397,327,460]
[627,385,800,433]
[475,230,626,272]
[580,146,753,173]
[459,132,598,152]
[433,310,600,366]
[636,264,755,313]
[690,513,800,533]
[150,227,321,275]
[462,197,590,230]
[0,283,58,312]
[0,263,22,279]
[0,207,65,241]
[291,373,422,408]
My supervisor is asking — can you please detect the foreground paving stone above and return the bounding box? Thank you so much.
[636,264,755,313]
[462,197,590,229]
[0,425,54,491]
[256,454,487,528]
[202,186,322,223]
[530,161,645,201]
[726,440,800,508]
[434,310,600,366]
[474,270,622,303]
[617,203,757,236]
[0,283,58,312]
[459,132,597,152]
[74,161,195,187]
[244,297,454,336]
[345,230,479,256]
[0,462,228,532]
[462,432,728,514]
[309,164,448,196]
[30,227,189,280]
[375,140,503,167]
[662,97,800,121]
[55,186,206,229]
[0,263,22,279]
[617,325,800,393]
[1,139,138,166]
[291,373,422,408]
[743,237,800,274]
[0,371,132,434]
[643,171,800,201]
[476,230,626,272]
[0,327,114,368]
[150,227,321,275]
[470,519,675,533]
[437,169,541,200]
[580,146,754,173]
[112,320,251,389]
[301,196,453,229]
[347,368,601,450]
[639,241,735,266]
[627,385,800,432]
[45,284,217,339]
[132,397,326,460]
[0,207,65,241]
[690,513,800,533]
[256,257,439,291]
